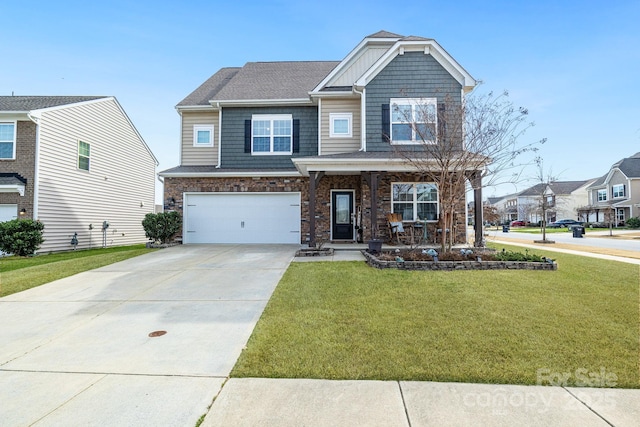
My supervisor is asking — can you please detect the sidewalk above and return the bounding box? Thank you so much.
[202,378,640,427]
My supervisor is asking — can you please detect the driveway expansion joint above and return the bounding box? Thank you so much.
[562,387,616,427]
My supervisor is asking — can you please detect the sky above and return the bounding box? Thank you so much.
[2,0,639,202]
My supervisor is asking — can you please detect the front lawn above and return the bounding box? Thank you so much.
[0,245,156,297]
[232,245,639,387]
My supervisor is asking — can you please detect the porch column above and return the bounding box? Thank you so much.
[470,171,483,247]
[308,172,324,248]
[363,172,381,241]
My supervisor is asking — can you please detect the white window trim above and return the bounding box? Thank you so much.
[391,182,439,222]
[597,189,607,202]
[329,113,352,138]
[77,140,90,171]
[0,121,17,160]
[193,125,214,147]
[251,114,293,155]
[612,184,625,199]
[390,97,437,145]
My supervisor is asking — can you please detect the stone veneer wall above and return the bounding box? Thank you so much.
[164,172,468,245]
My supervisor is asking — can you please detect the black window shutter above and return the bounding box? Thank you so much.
[438,102,446,139]
[623,184,626,196]
[293,119,300,153]
[244,120,251,153]
[381,104,390,142]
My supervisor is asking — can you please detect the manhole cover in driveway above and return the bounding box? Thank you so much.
[148,331,167,337]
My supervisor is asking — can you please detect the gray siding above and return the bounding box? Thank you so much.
[220,106,317,169]
[365,52,462,152]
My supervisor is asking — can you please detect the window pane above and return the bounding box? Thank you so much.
[79,142,90,157]
[416,184,437,202]
[392,104,411,122]
[335,194,350,224]
[393,203,414,221]
[393,184,414,202]
[415,123,436,141]
[417,203,437,221]
[78,156,90,171]
[253,120,270,136]
[0,142,13,158]
[253,137,270,152]
[196,130,210,144]
[0,124,14,141]
[273,120,291,136]
[415,103,436,122]
[392,124,412,141]
[333,119,349,134]
[273,136,291,152]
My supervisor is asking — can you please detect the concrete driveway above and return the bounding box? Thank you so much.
[0,244,296,426]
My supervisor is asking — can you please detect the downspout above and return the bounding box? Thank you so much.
[27,112,40,220]
[216,102,222,168]
[353,86,366,151]
[317,98,322,155]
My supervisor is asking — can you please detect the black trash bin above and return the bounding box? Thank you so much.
[572,226,584,238]
[502,225,509,233]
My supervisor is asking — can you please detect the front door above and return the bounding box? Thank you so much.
[332,191,354,240]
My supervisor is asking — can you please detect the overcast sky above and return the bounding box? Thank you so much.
[2,0,638,202]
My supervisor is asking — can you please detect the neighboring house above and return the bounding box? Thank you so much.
[0,96,158,252]
[516,180,593,224]
[578,152,640,225]
[488,180,593,224]
[160,31,483,246]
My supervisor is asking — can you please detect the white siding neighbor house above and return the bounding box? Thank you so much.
[0,96,158,252]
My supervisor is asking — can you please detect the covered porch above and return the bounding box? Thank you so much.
[292,152,485,248]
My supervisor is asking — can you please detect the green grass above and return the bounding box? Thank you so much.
[0,245,156,297]
[232,246,640,387]
[507,226,604,234]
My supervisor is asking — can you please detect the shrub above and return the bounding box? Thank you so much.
[142,211,182,244]
[0,219,45,256]
[494,248,547,263]
[625,217,640,229]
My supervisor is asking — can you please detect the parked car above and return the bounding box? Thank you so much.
[510,220,528,227]
[547,219,583,228]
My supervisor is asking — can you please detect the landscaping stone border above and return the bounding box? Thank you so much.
[295,248,335,257]
[362,251,557,271]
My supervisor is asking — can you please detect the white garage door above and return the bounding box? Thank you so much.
[0,204,17,222]
[184,193,301,244]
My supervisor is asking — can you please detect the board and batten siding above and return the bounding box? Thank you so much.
[36,98,156,252]
[332,47,389,87]
[181,110,218,166]
[320,98,361,155]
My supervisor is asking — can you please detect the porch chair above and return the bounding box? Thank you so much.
[387,213,412,244]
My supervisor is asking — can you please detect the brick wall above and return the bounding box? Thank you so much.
[164,172,467,245]
[0,120,36,218]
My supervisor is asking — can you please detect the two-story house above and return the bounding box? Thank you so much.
[517,180,593,224]
[0,96,158,252]
[578,152,640,225]
[160,31,483,246]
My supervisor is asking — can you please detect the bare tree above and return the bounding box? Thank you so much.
[531,157,558,242]
[393,88,546,251]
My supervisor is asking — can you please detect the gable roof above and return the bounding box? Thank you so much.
[588,152,640,188]
[0,96,107,112]
[519,180,590,197]
[178,61,339,108]
[366,30,404,38]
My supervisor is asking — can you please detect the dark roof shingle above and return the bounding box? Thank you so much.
[0,96,107,111]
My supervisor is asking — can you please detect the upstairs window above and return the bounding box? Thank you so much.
[329,113,352,138]
[597,189,607,202]
[0,122,16,159]
[392,183,438,222]
[78,141,90,171]
[390,98,437,144]
[252,114,292,155]
[612,184,625,198]
[193,125,214,147]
